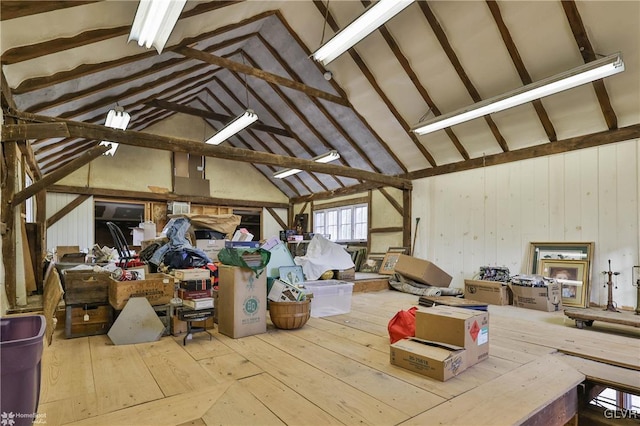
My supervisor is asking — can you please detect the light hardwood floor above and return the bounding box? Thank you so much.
[37,290,640,426]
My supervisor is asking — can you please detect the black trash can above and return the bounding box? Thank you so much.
[1,315,46,426]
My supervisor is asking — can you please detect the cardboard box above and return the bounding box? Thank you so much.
[175,269,211,281]
[415,306,489,367]
[109,273,175,310]
[268,279,304,302]
[334,267,356,281]
[464,279,512,306]
[394,255,452,287]
[196,239,226,262]
[217,265,267,338]
[510,282,562,312]
[182,297,214,310]
[179,279,212,291]
[390,338,466,382]
[178,288,212,300]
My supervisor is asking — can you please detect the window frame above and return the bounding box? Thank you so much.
[313,202,368,243]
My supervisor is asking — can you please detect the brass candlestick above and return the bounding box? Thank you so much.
[602,259,620,312]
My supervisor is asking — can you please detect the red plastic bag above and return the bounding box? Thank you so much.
[387,306,418,344]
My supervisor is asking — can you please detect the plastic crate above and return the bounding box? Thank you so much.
[303,280,354,318]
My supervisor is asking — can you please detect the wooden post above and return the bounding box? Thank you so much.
[402,187,412,252]
[1,141,18,308]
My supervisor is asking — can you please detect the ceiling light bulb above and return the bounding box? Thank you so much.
[312,0,414,65]
[205,109,258,145]
[412,52,624,136]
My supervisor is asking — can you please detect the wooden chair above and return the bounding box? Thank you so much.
[106,221,134,269]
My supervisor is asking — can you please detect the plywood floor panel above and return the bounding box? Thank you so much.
[198,352,264,384]
[239,373,344,426]
[88,335,165,415]
[65,384,231,426]
[136,337,217,397]
[36,290,640,426]
[257,329,445,416]
[39,335,94,404]
[399,354,584,426]
[201,381,286,426]
[214,333,410,425]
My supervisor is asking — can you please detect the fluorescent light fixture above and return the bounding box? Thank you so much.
[412,52,624,136]
[100,106,131,156]
[128,0,187,53]
[205,109,258,145]
[273,150,341,179]
[312,0,414,66]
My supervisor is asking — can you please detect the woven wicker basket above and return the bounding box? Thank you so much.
[269,299,311,330]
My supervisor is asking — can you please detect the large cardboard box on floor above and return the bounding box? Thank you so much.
[217,265,267,338]
[415,305,489,367]
[510,282,562,312]
[464,279,512,305]
[390,338,466,381]
[394,254,452,287]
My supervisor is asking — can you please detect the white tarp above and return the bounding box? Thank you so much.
[294,235,355,280]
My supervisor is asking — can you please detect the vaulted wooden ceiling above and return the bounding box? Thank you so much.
[1,1,639,200]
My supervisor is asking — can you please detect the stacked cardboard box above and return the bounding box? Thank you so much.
[390,305,489,381]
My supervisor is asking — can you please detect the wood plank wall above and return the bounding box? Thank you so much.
[412,139,639,309]
[46,193,94,254]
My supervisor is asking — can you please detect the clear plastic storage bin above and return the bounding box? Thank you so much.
[303,280,354,317]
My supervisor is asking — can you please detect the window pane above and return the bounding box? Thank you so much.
[314,212,325,236]
[326,210,338,241]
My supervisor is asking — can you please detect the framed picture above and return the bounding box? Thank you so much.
[379,252,402,275]
[540,259,589,308]
[528,242,593,274]
[359,254,384,273]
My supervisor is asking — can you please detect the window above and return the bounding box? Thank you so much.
[25,174,34,222]
[314,204,367,242]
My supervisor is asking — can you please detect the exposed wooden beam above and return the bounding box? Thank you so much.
[561,0,617,130]
[254,34,382,176]
[146,99,292,138]
[406,124,640,180]
[47,185,289,209]
[17,141,42,180]
[1,141,18,308]
[275,10,408,173]
[486,0,557,142]
[378,188,403,216]
[46,194,90,228]
[13,144,108,207]
[1,26,130,65]
[265,207,288,230]
[0,1,100,21]
[1,68,17,111]
[175,46,349,107]
[195,93,304,197]
[418,1,510,153]
[403,188,412,251]
[17,111,412,189]
[27,32,258,113]
[361,0,469,161]
[290,181,387,204]
[12,10,276,94]
[312,1,436,167]
[2,123,69,141]
[369,227,404,233]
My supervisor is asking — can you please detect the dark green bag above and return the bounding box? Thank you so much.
[217,248,271,277]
